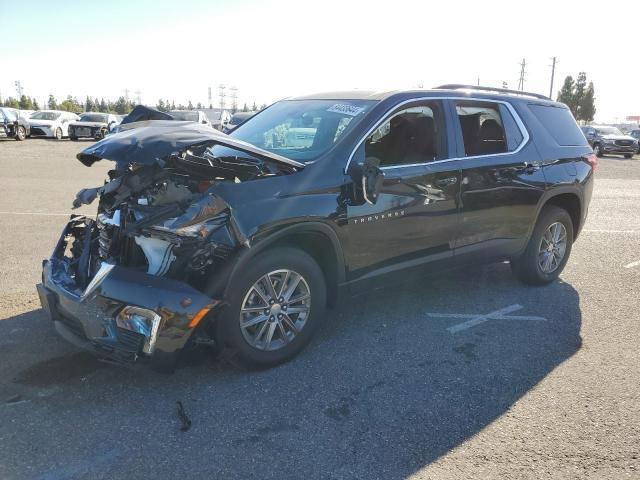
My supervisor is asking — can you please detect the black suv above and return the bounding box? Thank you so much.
[37,86,595,368]
[580,125,638,158]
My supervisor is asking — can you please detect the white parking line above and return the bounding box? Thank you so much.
[624,260,640,269]
[0,211,92,217]
[427,304,547,333]
[583,229,640,234]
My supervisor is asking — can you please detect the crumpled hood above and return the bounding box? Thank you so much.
[77,121,305,170]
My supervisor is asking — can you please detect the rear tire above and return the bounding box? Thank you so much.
[214,247,326,367]
[15,126,26,141]
[511,205,574,285]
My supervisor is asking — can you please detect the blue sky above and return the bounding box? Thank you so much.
[2,0,639,122]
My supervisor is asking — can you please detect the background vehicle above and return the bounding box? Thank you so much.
[38,86,595,368]
[168,110,212,127]
[628,129,640,153]
[224,111,256,132]
[68,112,120,140]
[28,110,79,140]
[580,125,637,158]
[0,107,30,140]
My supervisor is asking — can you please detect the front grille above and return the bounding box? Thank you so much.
[615,140,633,147]
[116,328,145,353]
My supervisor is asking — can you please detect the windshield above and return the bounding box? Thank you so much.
[595,127,623,135]
[79,113,108,123]
[227,99,376,162]
[30,111,61,121]
[170,111,199,121]
[0,108,18,122]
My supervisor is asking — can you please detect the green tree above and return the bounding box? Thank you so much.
[19,95,33,110]
[156,99,166,112]
[259,103,267,110]
[59,95,83,113]
[242,103,248,112]
[196,102,203,109]
[5,97,20,108]
[33,99,40,110]
[579,81,596,122]
[557,76,577,116]
[85,97,94,112]
[113,96,129,115]
[187,100,194,110]
[47,94,57,110]
[98,98,108,112]
[251,101,257,111]
[171,101,176,110]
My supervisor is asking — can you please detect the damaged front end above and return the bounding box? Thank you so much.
[37,122,303,364]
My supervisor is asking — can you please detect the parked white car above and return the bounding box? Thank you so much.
[168,110,212,128]
[28,110,80,140]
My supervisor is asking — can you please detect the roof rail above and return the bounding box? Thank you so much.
[435,84,550,101]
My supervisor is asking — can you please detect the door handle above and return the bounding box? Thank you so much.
[435,177,458,188]
[521,162,541,174]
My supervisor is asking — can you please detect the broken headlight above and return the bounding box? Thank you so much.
[116,306,161,354]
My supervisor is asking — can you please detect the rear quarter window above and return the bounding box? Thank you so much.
[528,104,588,146]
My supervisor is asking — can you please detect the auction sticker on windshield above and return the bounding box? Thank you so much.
[327,104,366,116]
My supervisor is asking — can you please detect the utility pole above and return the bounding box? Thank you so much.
[517,59,527,91]
[124,88,130,103]
[218,84,226,110]
[14,81,23,98]
[208,87,212,109]
[134,90,142,105]
[549,56,558,99]
[230,86,238,112]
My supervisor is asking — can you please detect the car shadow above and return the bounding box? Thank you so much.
[0,262,582,479]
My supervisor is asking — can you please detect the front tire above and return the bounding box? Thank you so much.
[593,143,603,157]
[15,126,26,141]
[511,205,574,285]
[55,127,63,140]
[215,247,326,367]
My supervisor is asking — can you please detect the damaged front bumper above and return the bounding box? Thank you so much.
[36,216,221,364]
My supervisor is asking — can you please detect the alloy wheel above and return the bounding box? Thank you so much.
[239,269,311,351]
[538,222,567,274]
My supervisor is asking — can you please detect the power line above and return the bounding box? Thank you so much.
[230,86,238,112]
[218,84,226,110]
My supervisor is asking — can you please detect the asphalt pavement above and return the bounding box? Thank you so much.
[0,138,638,479]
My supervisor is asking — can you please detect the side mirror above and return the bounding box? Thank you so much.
[362,156,384,204]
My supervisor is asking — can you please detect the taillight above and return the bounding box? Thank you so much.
[585,153,598,171]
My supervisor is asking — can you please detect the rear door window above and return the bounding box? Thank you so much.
[528,104,588,146]
[454,101,513,156]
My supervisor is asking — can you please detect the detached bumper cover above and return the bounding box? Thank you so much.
[37,218,220,363]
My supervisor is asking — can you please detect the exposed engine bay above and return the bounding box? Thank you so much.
[62,127,303,295]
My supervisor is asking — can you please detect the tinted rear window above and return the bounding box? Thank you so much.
[528,104,588,146]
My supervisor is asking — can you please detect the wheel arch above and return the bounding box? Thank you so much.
[209,222,346,307]
[536,189,583,241]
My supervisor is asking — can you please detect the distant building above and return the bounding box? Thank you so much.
[202,108,232,130]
